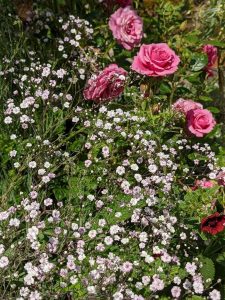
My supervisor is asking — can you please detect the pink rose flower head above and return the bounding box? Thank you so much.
[203,44,217,67]
[216,171,225,187]
[116,0,132,7]
[83,64,127,103]
[192,178,215,190]
[109,7,143,50]
[173,98,203,115]
[131,43,180,77]
[202,44,218,77]
[186,108,216,137]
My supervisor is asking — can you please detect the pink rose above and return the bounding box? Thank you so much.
[203,44,217,67]
[216,171,225,187]
[192,179,214,190]
[83,64,127,103]
[173,98,203,115]
[131,43,180,76]
[202,44,218,77]
[109,7,143,50]
[116,0,132,7]
[186,108,216,137]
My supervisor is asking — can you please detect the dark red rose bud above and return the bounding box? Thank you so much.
[116,0,132,7]
[103,0,131,10]
[201,212,225,235]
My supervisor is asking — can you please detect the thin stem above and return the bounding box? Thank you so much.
[218,48,225,142]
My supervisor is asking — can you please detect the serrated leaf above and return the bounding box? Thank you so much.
[199,256,215,285]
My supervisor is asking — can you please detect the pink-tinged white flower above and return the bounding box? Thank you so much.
[4,116,12,124]
[209,289,221,300]
[9,218,20,227]
[121,261,133,272]
[132,43,180,76]
[150,278,165,292]
[20,287,30,297]
[0,256,9,268]
[186,108,216,137]
[171,286,181,298]
[172,98,203,115]
[185,262,197,275]
[29,290,42,300]
[193,281,204,294]
[133,296,144,300]
[109,7,143,50]
[116,166,125,175]
[113,292,124,300]
[28,161,37,168]
[0,245,5,255]
[83,64,127,102]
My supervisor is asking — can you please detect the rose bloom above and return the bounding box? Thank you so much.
[216,171,225,187]
[202,44,217,77]
[186,108,216,137]
[109,7,143,50]
[172,98,203,115]
[83,64,127,102]
[131,43,180,76]
[192,178,215,190]
[201,212,225,235]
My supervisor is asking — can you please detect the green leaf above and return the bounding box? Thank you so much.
[191,53,208,72]
[199,96,213,102]
[159,82,171,94]
[199,256,215,285]
[185,33,200,44]
[203,40,225,48]
[53,187,68,201]
[216,252,225,266]
[141,100,147,111]
[207,107,220,114]
[186,72,201,83]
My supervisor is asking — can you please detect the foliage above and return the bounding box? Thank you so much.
[0,0,225,299]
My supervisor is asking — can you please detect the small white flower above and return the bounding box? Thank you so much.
[4,116,12,124]
[29,161,37,168]
[0,256,9,268]
[131,163,139,171]
[44,162,51,168]
[209,289,221,300]
[88,230,97,239]
[14,162,20,168]
[72,116,79,123]
[42,176,50,183]
[104,236,113,245]
[116,166,125,175]
[38,169,46,175]
[148,164,158,173]
[9,150,17,157]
